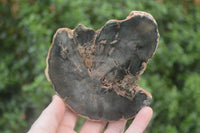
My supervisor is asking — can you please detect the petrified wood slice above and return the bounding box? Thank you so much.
[45,11,159,121]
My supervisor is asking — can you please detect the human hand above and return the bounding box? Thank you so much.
[28,95,153,133]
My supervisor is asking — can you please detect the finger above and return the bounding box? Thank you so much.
[104,120,127,133]
[80,120,107,133]
[28,95,66,133]
[125,106,153,133]
[57,107,78,133]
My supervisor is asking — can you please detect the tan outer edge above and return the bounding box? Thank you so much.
[45,28,73,82]
[101,11,160,58]
[127,11,160,56]
[137,86,152,100]
[126,11,158,100]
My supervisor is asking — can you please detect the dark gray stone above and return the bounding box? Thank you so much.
[45,11,159,121]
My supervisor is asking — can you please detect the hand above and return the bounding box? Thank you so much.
[28,95,153,133]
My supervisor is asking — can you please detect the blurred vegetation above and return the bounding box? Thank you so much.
[0,0,200,132]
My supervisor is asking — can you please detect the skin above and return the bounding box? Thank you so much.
[28,95,153,133]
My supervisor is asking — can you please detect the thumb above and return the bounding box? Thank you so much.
[28,95,66,133]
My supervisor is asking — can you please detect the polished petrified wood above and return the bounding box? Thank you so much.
[45,11,159,121]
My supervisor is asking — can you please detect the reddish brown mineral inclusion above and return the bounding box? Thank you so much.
[45,11,159,121]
